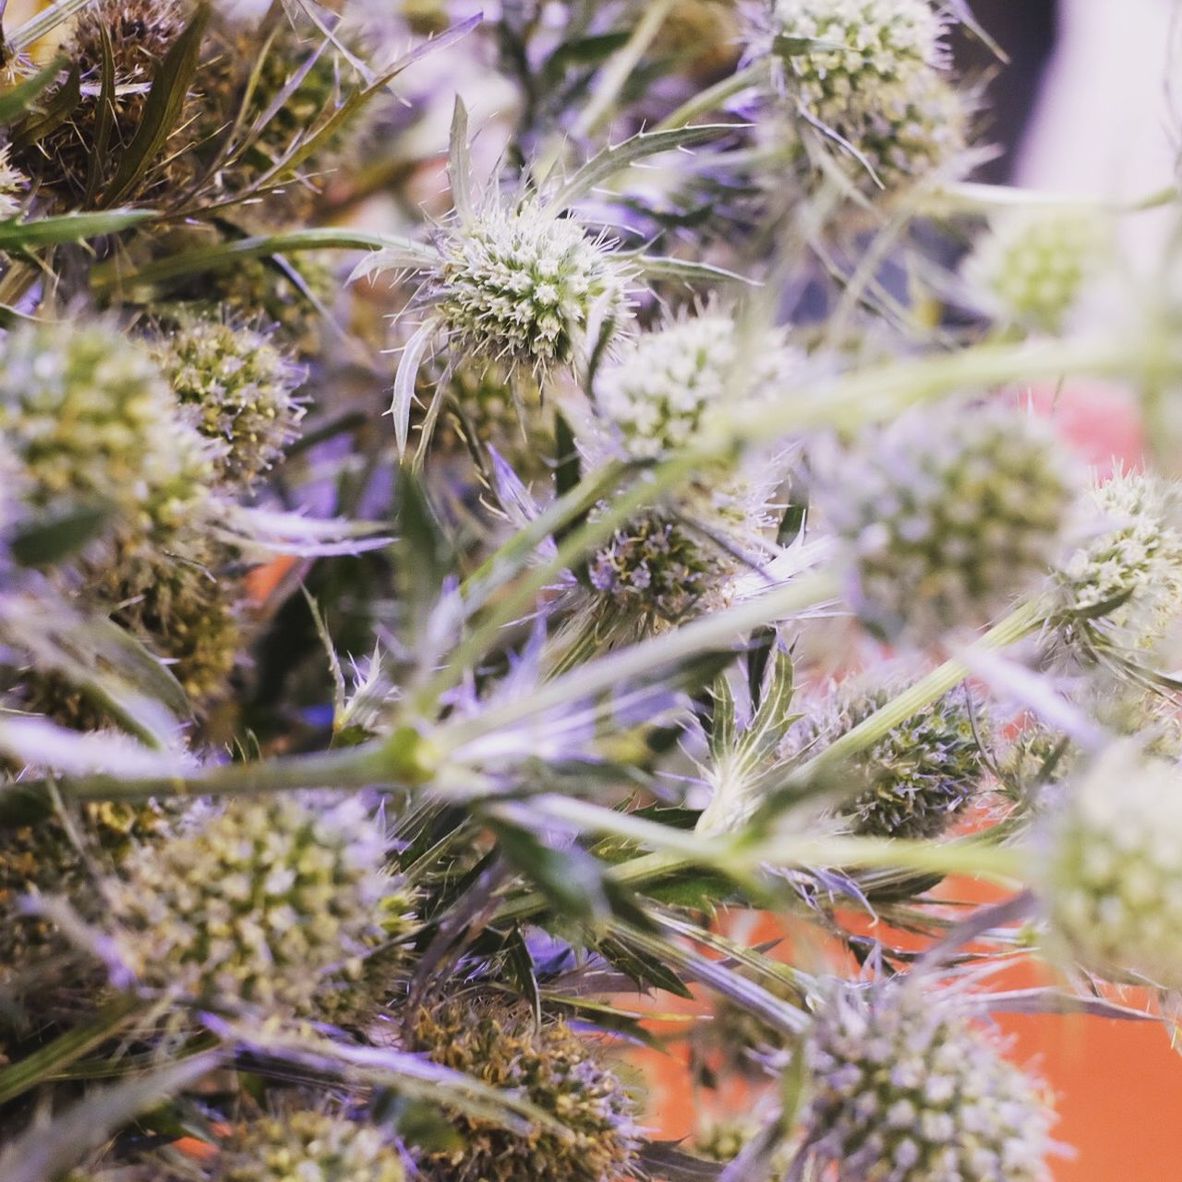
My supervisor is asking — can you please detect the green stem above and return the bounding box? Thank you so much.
[573,0,677,140]
[653,61,768,133]
[7,0,91,51]
[0,728,433,823]
[89,228,434,293]
[447,568,840,747]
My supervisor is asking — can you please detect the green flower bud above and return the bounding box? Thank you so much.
[433,203,631,375]
[827,402,1082,639]
[964,208,1111,333]
[763,0,966,192]
[1053,470,1182,659]
[1044,743,1182,987]
[108,795,396,1015]
[153,311,306,488]
[410,1002,639,1182]
[594,312,801,461]
[802,981,1055,1181]
[793,682,988,839]
[222,1111,405,1182]
[0,321,214,552]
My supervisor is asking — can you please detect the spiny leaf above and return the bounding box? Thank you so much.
[548,123,739,212]
[448,95,474,223]
[0,56,62,125]
[9,63,80,150]
[99,2,210,206]
[0,208,156,251]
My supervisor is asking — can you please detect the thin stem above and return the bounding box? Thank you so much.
[573,0,677,140]
[653,61,768,133]
[8,0,92,51]
[447,568,840,746]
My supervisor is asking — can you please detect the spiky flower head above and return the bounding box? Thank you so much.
[153,311,306,488]
[801,980,1054,1181]
[433,202,631,375]
[1043,743,1182,987]
[766,0,945,95]
[19,0,193,202]
[594,311,801,460]
[410,1002,640,1182]
[760,0,965,192]
[825,401,1082,639]
[0,321,214,551]
[963,208,1111,333]
[107,795,395,1015]
[96,537,243,705]
[790,682,988,839]
[0,146,28,219]
[1052,470,1182,660]
[588,509,733,632]
[222,1111,405,1182]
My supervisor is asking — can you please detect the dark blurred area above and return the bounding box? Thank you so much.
[952,0,1057,182]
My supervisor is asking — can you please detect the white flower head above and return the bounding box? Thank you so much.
[594,309,803,461]
[1043,742,1182,988]
[802,979,1055,1182]
[824,400,1084,641]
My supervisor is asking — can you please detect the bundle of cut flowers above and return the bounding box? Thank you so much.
[0,2,1179,1180]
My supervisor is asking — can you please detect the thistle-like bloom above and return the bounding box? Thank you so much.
[594,311,801,460]
[107,795,395,1015]
[410,1002,640,1182]
[790,682,989,839]
[0,321,213,550]
[800,981,1054,1181]
[963,208,1111,333]
[17,0,193,201]
[759,0,965,191]
[825,401,1082,639]
[430,200,631,376]
[588,509,733,629]
[153,311,306,488]
[1052,470,1182,660]
[1043,743,1182,987]
[222,1111,405,1182]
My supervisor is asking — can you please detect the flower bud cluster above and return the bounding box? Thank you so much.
[222,1111,405,1182]
[802,981,1055,1181]
[434,203,631,375]
[108,795,397,1015]
[594,312,800,460]
[1044,743,1182,987]
[0,322,214,552]
[154,310,306,488]
[410,1002,640,1182]
[827,402,1082,639]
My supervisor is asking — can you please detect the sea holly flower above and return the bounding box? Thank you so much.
[106,794,402,1016]
[592,309,802,461]
[152,309,307,489]
[1043,742,1182,988]
[824,400,1084,640]
[0,321,214,555]
[963,207,1113,334]
[221,1111,405,1182]
[797,980,1055,1182]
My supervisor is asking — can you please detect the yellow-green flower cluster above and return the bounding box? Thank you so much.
[434,203,631,375]
[411,1003,639,1182]
[1044,743,1182,987]
[827,402,1082,639]
[0,321,213,553]
[108,795,395,1015]
[222,1111,405,1182]
[154,311,306,488]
